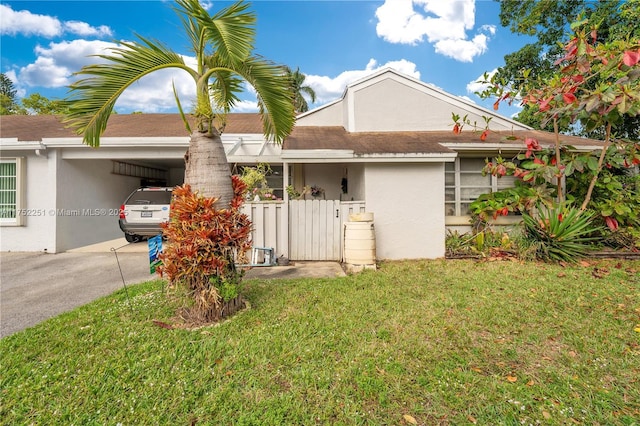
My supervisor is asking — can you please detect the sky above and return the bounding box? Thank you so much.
[0,0,535,117]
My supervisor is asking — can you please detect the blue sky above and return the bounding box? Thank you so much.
[1,0,534,116]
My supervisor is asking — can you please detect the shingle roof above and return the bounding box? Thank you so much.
[283,127,456,154]
[1,113,604,154]
[283,127,604,154]
[0,113,264,141]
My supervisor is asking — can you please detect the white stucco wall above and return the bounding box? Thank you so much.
[0,151,58,252]
[364,163,445,259]
[352,78,522,132]
[296,101,343,127]
[55,159,140,251]
[346,164,365,201]
[303,164,346,200]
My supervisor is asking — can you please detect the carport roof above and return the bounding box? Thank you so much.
[0,113,264,141]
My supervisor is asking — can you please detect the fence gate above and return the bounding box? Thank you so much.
[288,200,365,261]
[289,199,341,261]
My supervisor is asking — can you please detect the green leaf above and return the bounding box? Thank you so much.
[586,156,599,171]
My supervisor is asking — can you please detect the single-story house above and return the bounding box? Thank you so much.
[0,68,603,258]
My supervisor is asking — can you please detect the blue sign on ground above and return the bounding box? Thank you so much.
[148,234,163,274]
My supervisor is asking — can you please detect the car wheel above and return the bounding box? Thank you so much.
[125,233,141,243]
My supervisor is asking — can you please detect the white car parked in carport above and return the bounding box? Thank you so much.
[118,187,173,242]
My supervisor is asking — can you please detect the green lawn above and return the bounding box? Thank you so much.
[2,259,639,425]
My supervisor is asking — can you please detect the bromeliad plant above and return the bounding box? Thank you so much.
[158,176,252,323]
[521,203,600,262]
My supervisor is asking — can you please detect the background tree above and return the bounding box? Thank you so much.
[0,73,23,115]
[21,93,68,115]
[285,66,316,113]
[494,0,640,139]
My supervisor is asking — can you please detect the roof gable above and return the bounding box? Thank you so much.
[297,68,530,132]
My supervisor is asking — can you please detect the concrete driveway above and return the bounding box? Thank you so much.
[1,239,152,338]
[1,238,345,338]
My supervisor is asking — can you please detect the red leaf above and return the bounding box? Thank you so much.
[480,130,489,141]
[563,93,577,104]
[604,216,619,231]
[493,100,500,110]
[623,50,640,67]
[525,137,541,151]
[453,124,461,134]
[539,97,552,112]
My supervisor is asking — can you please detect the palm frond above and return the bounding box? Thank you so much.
[204,54,243,113]
[173,80,192,134]
[174,0,255,65]
[232,56,295,143]
[65,36,195,147]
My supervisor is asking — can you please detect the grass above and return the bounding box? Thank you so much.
[1,259,639,425]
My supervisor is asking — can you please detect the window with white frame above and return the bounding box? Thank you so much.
[445,157,516,216]
[0,158,24,225]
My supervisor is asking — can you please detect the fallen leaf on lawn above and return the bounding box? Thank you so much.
[634,327,640,333]
[152,320,173,330]
[506,375,518,382]
[526,380,535,386]
[542,411,551,419]
[568,351,577,357]
[557,272,567,277]
[471,367,482,373]
[467,415,478,424]
[579,260,591,267]
[402,414,417,425]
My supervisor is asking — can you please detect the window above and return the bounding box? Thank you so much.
[0,158,24,225]
[445,157,516,217]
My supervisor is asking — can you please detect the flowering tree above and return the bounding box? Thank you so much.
[463,20,640,232]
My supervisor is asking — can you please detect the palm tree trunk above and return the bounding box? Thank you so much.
[184,129,234,209]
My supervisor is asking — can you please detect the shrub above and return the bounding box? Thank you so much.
[158,176,252,323]
[521,204,601,262]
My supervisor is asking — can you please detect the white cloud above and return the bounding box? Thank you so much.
[305,58,421,104]
[63,21,112,38]
[231,99,260,113]
[0,4,112,38]
[0,4,62,37]
[466,69,498,95]
[374,0,496,62]
[19,40,117,88]
[14,39,197,113]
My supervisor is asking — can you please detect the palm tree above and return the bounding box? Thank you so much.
[285,66,316,113]
[64,0,295,209]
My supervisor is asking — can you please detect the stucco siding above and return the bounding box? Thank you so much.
[353,78,516,132]
[0,152,57,252]
[55,159,140,251]
[364,163,445,259]
[296,101,344,127]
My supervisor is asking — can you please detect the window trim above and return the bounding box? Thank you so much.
[0,157,25,226]
[445,156,517,222]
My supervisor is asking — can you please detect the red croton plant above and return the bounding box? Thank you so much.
[453,20,640,229]
[158,175,252,323]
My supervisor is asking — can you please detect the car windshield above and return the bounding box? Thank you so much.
[127,190,172,205]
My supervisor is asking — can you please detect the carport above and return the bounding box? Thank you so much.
[0,114,283,253]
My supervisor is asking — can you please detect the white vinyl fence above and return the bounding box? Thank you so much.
[241,200,366,261]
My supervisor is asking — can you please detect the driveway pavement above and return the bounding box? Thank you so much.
[1,238,345,338]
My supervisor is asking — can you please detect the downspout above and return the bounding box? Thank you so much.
[35,142,48,158]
